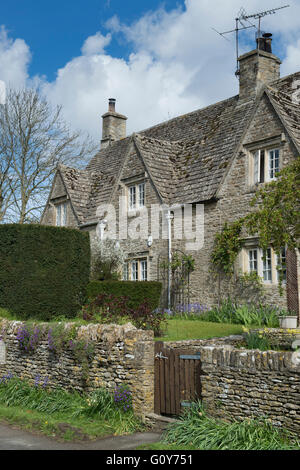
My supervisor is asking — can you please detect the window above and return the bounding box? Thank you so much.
[249,249,258,273]
[56,202,67,226]
[245,246,286,284]
[269,149,280,180]
[129,186,136,210]
[124,259,148,281]
[252,148,280,184]
[123,262,129,281]
[141,260,148,281]
[262,248,272,282]
[276,247,287,283]
[138,183,145,208]
[131,261,138,281]
[128,183,145,210]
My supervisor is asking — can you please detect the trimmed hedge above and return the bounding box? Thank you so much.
[0,224,90,320]
[86,280,162,311]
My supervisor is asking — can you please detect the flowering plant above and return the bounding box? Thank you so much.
[113,384,132,412]
[16,324,43,353]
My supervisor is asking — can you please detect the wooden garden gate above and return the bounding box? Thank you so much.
[154,341,202,416]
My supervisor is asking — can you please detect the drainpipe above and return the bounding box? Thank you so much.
[166,210,173,310]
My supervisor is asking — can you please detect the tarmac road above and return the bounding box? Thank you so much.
[0,422,162,450]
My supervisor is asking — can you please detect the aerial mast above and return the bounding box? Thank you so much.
[213,5,290,77]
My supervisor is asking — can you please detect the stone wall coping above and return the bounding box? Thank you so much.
[0,319,154,343]
[199,344,300,372]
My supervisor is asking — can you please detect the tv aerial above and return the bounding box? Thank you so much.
[212,5,290,78]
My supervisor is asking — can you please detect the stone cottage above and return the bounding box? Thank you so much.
[41,34,300,316]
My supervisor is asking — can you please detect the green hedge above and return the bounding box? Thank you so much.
[0,224,90,320]
[86,280,162,311]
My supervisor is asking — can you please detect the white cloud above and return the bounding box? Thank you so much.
[1,0,300,143]
[81,32,112,56]
[281,38,300,77]
[0,25,31,89]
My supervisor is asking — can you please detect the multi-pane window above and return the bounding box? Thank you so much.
[129,186,136,210]
[276,247,287,283]
[131,261,138,281]
[56,202,67,226]
[123,262,129,281]
[123,259,148,281]
[246,246,286,284]
[253,148,280,184]
[138,183,145,208]
[128,183,145,210]
[249,249,258,273]
[269,149,280,180]
[262,248,272,282]
[141,260,148,281]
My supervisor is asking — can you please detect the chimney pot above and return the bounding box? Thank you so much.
[256,33,273,53]
[108,98,116,112]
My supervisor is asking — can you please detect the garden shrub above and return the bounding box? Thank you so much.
[86,280,162,311]
[82,293,167,336]
[0,224,90,320]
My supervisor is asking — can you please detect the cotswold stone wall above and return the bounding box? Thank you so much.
[200,344,300,434]
[163,338,300,434]
[0,320,154,419]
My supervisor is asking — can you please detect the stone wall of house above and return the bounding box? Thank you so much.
[185,93,299,311]
[0,320,154,419]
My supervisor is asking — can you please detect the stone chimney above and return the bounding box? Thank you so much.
[101,98,127,148]
[237,33,281,103]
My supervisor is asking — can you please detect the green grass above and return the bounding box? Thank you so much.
[138,402,300,451]
[156,319,244,341]
[0,377,144,441]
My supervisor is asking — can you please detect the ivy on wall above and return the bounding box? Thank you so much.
[211,220,244,276]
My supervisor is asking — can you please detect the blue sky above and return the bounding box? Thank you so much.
[1,0,300,140]
[2,0,185,81]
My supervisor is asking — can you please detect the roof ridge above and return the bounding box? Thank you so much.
[138,95,239,136]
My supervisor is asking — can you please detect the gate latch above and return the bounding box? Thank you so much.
[155,352,168,359]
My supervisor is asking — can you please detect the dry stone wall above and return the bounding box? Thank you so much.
[0,320,154,419]
[200,344,300,434]
[163,337,300,434]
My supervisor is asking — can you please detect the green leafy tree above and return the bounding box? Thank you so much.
[244,158,300,252]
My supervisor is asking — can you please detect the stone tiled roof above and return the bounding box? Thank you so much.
[266,71,300,153]
[54,73,300,225]
[58,164,92,224]
[139,96,256,204]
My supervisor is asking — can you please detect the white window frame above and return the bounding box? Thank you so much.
[129,186,136,211]
[128,183,145,211]
[56,202,67,226]
[252,148,280,184]
[276,247,287,283]
[138,183,145,208]
[244,245,286,284]
[131,260,138,281]
[141,260,148,281]
[123,262,129,281]
[124,259,148,281]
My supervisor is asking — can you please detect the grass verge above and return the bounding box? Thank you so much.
[0,376,144,441]
[138,402,300,451]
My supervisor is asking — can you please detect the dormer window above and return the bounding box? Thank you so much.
[128,182,145,211]
[56,202,67,226]
[253,148,280,184]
